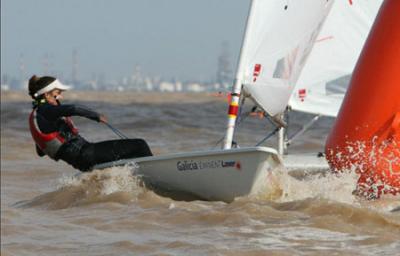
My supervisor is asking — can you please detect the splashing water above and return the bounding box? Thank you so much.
[58,163,143,196]
[253,166,358,204]
[16,163,148,210]
[327,138,400,199]
[250,165,400,212]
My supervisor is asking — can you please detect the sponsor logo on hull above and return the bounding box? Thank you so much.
[177,160,241,171]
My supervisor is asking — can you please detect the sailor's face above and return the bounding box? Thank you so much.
[45,89,63,105]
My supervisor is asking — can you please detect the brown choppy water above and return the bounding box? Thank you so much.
[1,91,399,255]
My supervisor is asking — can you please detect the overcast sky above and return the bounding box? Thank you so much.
[1,0,250,82]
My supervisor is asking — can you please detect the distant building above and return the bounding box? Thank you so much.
[159,82,175,92]
[186,83,206,92]
[175,82,183,92]
[144,78,154,91]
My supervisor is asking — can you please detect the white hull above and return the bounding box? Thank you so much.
[94,147,282,202]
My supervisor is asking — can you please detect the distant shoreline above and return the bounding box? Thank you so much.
[1,90,227,104]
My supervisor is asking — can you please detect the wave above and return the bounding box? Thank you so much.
[14,164,148,210]
[249,166,400,213]
[14,161,400,215]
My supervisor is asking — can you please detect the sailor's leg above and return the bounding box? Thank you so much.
[79,139,152,171]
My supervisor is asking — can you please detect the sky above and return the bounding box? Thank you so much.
[1,0,250,82]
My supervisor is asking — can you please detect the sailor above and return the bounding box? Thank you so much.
[28,75,152,172]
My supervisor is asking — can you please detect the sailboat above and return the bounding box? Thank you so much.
[95,0,335,202]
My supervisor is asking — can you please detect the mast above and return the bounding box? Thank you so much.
[277,111,288,155]
[277,127,286,155]
[223,0,256,149]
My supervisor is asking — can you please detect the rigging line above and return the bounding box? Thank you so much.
[255,127,280,146]
[213,108,282,149]
[261,112,278,128]
[234,95,247,129]
[213,136,226,149]
[213,110,253,149]
[286,114,321,145]
[104,122,129,139]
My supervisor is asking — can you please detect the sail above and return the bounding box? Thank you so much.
[240,0,333,117]
[289,0,382,117]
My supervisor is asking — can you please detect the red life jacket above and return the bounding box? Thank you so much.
[29,108,79,159]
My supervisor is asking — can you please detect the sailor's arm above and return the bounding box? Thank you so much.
[44,104,103,122]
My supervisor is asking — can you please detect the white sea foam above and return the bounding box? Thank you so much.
[256,166,359,204]
[57,163,145,198]
[255,165,400,212]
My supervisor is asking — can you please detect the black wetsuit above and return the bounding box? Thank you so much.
[34,102,152,171]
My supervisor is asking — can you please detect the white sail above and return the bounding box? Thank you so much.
[240,0,334,117]
[289,0,382,117]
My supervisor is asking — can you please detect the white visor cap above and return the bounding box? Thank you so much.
[34,79,72,97]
